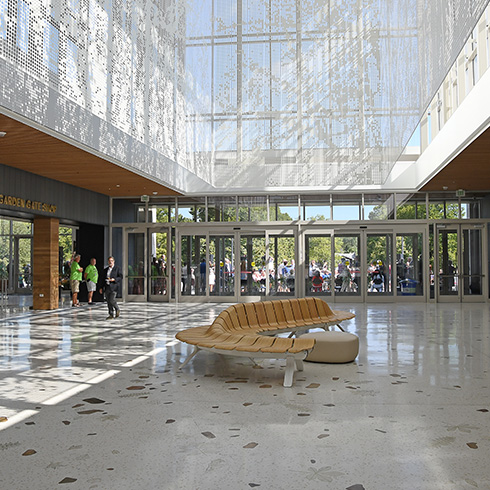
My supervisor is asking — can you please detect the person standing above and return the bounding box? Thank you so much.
[84,257,99,305]
[99,256,122,320]
[70,254,83,307]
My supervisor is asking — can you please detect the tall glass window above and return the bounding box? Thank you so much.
[270,196,299,221]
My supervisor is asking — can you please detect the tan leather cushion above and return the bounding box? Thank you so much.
[301,331,359,363]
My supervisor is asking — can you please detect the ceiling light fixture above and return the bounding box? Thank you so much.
[0,131,6,137]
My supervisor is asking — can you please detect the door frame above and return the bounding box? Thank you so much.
[176,224,297,303]
[301,223,428,303]
[434,222,488,302]
[13,235,33,293]
[123,224,172,302]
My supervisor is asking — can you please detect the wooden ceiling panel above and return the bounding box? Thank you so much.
[0,114,181,197]
[421,126,490,192]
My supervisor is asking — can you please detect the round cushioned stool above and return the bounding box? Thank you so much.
[301,331,359,363]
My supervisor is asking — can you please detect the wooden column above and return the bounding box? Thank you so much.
[33,217,59,310]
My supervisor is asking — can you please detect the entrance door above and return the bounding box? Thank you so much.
[333,233,361,300]
[177,228,292,302]
[125,226,172,302]
[267,232,296,297]
[240,234,266,298]
[395,231,425,299]
[148,229,170,301]
[126,230,146,301]
[210,235,235,298]
[329,227,427,302]
[14,237,32,293]
[366,233,393,298]
[436,224,486,302]
[305,234,333,297]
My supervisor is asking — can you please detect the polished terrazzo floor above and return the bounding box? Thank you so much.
[0,300,489,490]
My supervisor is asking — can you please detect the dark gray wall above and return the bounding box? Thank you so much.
[0,163,109,225]
[112,199,136,223]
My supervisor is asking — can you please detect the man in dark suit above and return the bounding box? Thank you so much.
[99,256,123,320]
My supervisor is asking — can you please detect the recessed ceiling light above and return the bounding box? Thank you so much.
[0,131,6,137]
[442,186,448,190]
[153,191,158,195]
[116,184,120,188]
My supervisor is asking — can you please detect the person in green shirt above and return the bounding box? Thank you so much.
[70,254,83,307]
[84,257,99,305]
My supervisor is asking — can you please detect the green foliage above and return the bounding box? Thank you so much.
[366,235,390,266]
[59,227,73,264]
[306,236,331,268]
[0,236,8,279]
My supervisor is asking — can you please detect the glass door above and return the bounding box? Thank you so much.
[461,226,485,300]
[210,235,235,297]
[177,228,295,301]
[239,234,266,298]
[333,234,361,299]
[180,234,206,297]
[396,232,425,299]
[148,228,170,301]
[14,237,32,293]
[436,224,486,302]
[267,233,296,297]
[366,233,393,298]
[305,234,332,297]
[126,231,146,301]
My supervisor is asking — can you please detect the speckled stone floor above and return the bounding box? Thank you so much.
[0,301,489,490]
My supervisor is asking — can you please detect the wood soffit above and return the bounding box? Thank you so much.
[0,114,181,198]
[2,114,489,196]
[421,125,490,192]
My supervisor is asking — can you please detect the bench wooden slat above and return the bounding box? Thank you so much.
[244,303,260,329]
[263,301,280,329]
[215,312,235,331]
[298,298,312,320]
[289,337,316,353]
[208,335,254,350]
[305,297,324,324]
[331,310,355,322]
[272,300,287,326]
[281,300,299,328]
[253,303,270,331]
[198,334,245,348]
[179,333,238,347]
[314,297,334,319]
[289,299,308,327]
[222,309,241,331]
[234,335,276,352]
[260,337,294,353]
[233,304,251,329]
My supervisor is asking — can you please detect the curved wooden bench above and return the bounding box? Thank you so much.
[176,297,355,387]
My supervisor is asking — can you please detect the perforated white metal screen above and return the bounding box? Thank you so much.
[0,0,488,193]
[185,0,490,190]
